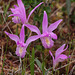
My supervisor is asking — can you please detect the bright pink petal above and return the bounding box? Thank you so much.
[48,19,62,32]
[10,0,26,24]
[9,0,26,24]
[27,2,43,22]
[24,24,41,35]
[17,0,24,9]
[10,7,20,14]
[9,14,22,18]
[9,14,24,24]
[40,37,47,48]
[14,5,18,8]
[42,11,48,33]
[49,32,57,39]
[57,54,68,62]
[16,46,20,56]
[10,8,15,13]
[49,51,56,69]
[55,44,68,58]
[17,0,26,23]
[53,54,68,69]
[20,25,25,42]
[26,35,42,48]
[49,51,54,61]
[5,31,19,43]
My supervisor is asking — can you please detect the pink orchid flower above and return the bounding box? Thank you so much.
[49,44,70,69]
[9,0,43,24]
[24,11,62,48]
[5,25,42,58]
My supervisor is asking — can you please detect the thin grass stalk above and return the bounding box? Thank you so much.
[42,46,45,75]
[16,24,18,35]
[22,54,27,75]
[19,57,22,74]
[66,42,71,75]
[1,37,8,75]
[66,0,71,28]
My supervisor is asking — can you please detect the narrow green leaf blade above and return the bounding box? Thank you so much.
[35,58,42,71]
[30,48,35,75]
[66,0,71,16]
[45,67,53,75]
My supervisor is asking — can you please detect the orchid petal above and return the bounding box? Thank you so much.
[14,5,18,8]
[40,37,47,48]
[10,0,26,24]
[49,32,57,39]
[55,44,68,58]
[26,35,42,48]
[5,31,19,43]
[17,0,24,9]
[57,54,68,62]
[53,54,68,69]
[20,25,25,42]
[17,0,26,23]
[27,2,43,22]
[10,7,20,14]
[53,60,56,69]
[9,14,22,18]
[49,51,54,61]
[10,8,16,13]
[42,11,48,33]
[48,19,62,32]
[24,24,41,35]
[16,46,20,56]
[9,14,24,24]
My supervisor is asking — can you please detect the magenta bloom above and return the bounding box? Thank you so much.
[24,11,62,48]
[5,25,41,58]
[9,0,43,24]
[49,44,70,69]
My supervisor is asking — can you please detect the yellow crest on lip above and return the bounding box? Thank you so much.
[45,37,50,46]
[16,16,19,20]
[19,47,23,55]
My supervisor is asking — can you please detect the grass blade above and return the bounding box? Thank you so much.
[45,67,53,75]
[35,58,42,71]
[66,0,71,16]
[30,48,35,75]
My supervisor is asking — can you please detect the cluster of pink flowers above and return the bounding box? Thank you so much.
[5,0,70,69]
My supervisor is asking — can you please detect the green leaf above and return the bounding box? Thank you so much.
[35,58,42,71]
[71,0,75,2]
[3,2,10,16]
[66,0,71,16]
[30,48,35,75]
[42,61,45,75]
[45,67,53,75]
[35,45,42,51]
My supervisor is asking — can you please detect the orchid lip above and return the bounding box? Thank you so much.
[19,47,23,56]
[45,37,50,47]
